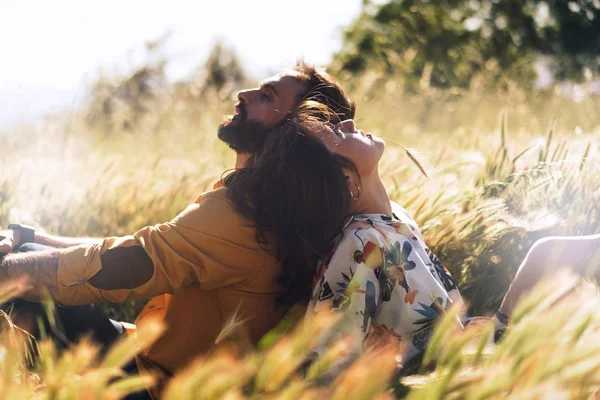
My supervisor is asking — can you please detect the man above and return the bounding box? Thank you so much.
[0,62,354,398]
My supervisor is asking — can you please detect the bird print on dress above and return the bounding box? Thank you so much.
[307,212,463,366]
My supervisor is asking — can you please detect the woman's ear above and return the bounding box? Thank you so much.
[346,174,361,200]
[345,173,359,188]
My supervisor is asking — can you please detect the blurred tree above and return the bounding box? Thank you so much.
[332,0,600,91]
[85,38,250,133]
[85,33,169,132]
[184,41,248,100]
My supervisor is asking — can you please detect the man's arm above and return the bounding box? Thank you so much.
[1,189,258,306]
[0,246,154,302]
[0,250,60,300]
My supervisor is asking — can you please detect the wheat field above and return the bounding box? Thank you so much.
[0,66,599,398]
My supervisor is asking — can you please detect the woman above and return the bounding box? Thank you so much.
[303,118,600,366]
[304,119,465,365]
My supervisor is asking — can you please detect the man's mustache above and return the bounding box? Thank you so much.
[235,103,247,121]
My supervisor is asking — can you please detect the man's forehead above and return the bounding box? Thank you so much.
[260,72,304,97]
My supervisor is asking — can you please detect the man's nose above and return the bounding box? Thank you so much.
[335,119,356,134]
[237,89,251,104]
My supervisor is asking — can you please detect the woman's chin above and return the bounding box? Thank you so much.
[372,135,386,149]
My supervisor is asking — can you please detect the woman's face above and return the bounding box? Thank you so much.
[308,120,385,177]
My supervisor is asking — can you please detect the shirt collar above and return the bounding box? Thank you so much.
[349,213,399,225]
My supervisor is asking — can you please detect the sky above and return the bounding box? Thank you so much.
[0,0,362,130]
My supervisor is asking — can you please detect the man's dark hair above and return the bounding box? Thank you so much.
[293,61,355,123]
[223,116,357,308]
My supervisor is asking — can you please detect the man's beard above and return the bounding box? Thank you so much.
[218,117,271,154]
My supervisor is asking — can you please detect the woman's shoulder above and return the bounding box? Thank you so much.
[324,212,425,267]
[342,215,391,244]
[318,217,382,269]
[390,201,425,241]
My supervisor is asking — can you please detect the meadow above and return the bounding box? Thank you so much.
[0,62,599,398]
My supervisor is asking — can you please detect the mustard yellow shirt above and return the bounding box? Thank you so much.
[56,187,285,385]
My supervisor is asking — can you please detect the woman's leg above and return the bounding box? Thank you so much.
[498,234,600,319]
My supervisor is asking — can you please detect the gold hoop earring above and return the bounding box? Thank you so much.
[349,183,361,200]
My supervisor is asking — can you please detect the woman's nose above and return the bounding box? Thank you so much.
[335,119,356,134]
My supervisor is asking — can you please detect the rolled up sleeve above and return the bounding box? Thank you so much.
[57,242,104,304]
[56,188,264,305]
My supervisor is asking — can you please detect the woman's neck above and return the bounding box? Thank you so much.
[349,170,392,216]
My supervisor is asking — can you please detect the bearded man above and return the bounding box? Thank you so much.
[0,62,354,399]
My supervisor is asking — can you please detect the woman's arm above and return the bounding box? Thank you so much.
[499,234,600,318]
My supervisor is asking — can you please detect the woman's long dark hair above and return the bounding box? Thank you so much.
[224,115,358,309]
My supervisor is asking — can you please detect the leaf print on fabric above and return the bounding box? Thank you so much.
[425,247,458,292]
[333,268,356,311]
[398,241,417,271]
[360,280,377,333]
[413,297,445,331]
[383,240,419,304]
[412,324,434,351]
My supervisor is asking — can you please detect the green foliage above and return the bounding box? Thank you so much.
[332,0,600,90]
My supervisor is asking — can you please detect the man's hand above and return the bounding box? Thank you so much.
[0,229,20,254]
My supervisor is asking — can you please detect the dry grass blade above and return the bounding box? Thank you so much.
[383,137,430,179]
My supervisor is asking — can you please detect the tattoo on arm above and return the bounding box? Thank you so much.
[0,250,60,300]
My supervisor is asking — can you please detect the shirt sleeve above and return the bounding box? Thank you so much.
[56,189,264,305]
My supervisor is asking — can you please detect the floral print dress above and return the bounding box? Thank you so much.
[306,203,464,365]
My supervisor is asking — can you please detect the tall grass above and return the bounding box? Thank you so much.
[1,272,599,398]
[0,65,599,397]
